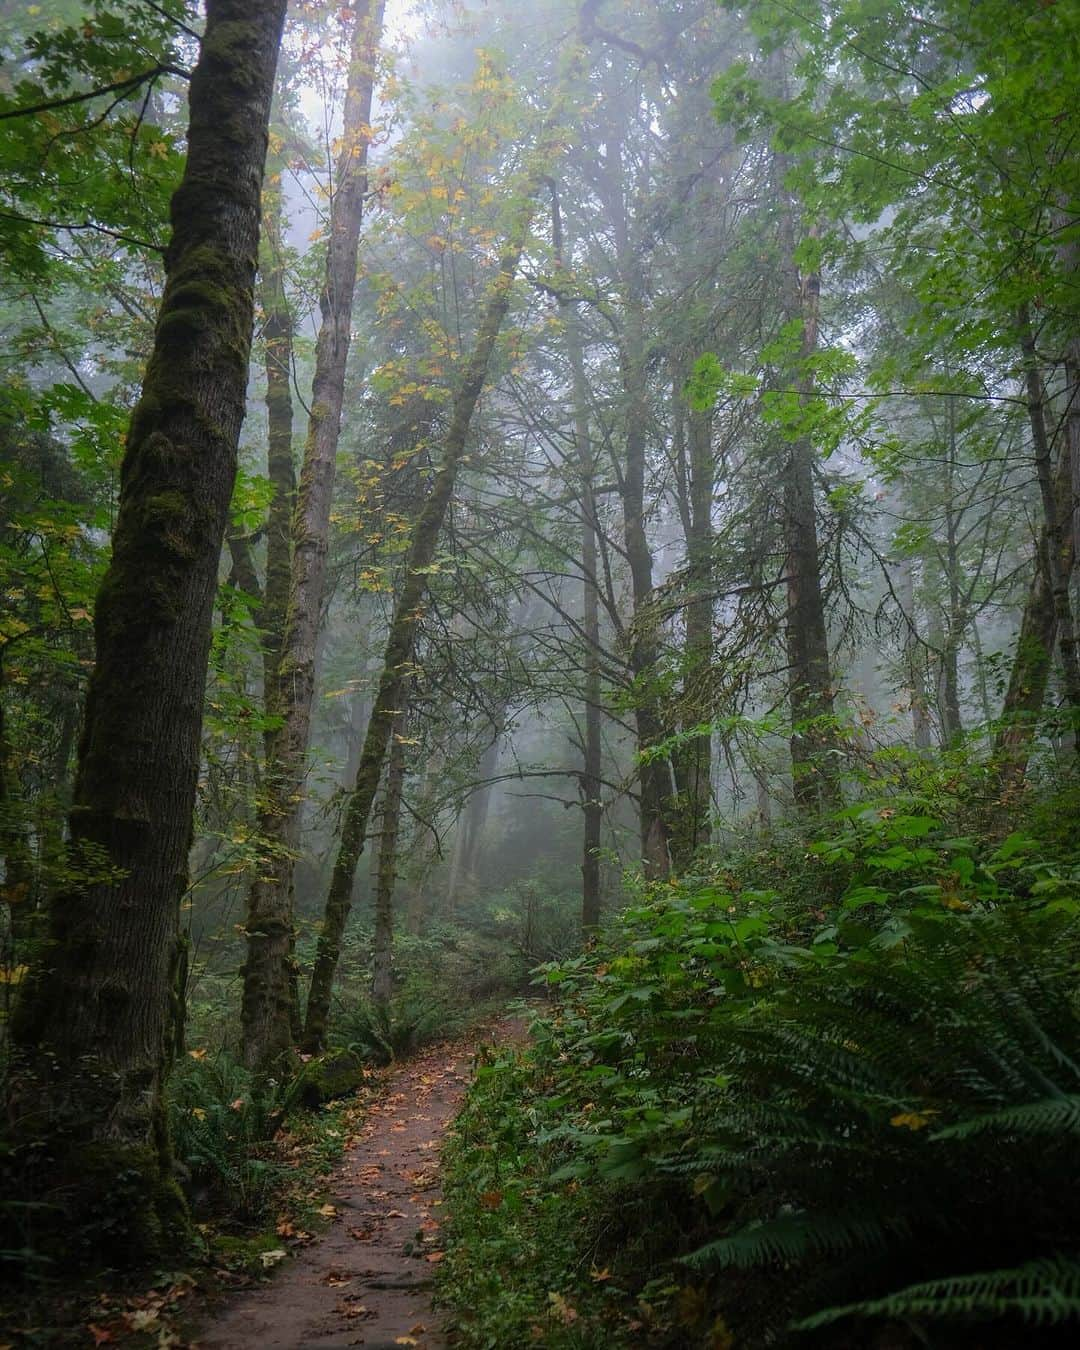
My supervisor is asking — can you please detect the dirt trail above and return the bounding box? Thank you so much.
[196,1027,506,1350]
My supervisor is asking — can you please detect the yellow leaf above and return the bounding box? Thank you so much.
[191,1108,207,1121]
[317,1203,338,1218]
[0,965,28,986]
[188,1048,208,1060]
[890,1110,936,1131]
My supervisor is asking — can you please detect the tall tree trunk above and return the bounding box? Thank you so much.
[937,418,965,743]
[781,256,837,808]
[447,725,502,911]
[552,182,603,930]
[242,0,385,1071]
[301,40,591,1049]
[620,283,672,878]
[1018,305,1080,743]
[0,657,34,950]
[996,438,1075,780]
[259,149,297,716]
[9,0,285,1260]
[302,236,529,1052]
[896,558,933,750]
[589,110,672,878]
[670,387,713,869]
[371,699,407,1008]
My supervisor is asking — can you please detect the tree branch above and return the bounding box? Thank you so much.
[0,64,188,124]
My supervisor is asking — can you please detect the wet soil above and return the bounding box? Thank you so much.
[195,1026,508,1350]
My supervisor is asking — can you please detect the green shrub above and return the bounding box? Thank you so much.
[440,785,1080,1347]
[329,983,468,1063]
[167,1053,288,1223]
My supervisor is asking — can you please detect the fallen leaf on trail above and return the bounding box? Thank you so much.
[318,1203,338,1217]
[320,1270,352,1287]
[336,1299,370,1319]
[394,1339,419,1346]
[385,1209,407,1218]
[88,1328,116,1347]
[409,1324,427,1335]
[260,1248,288,1268]
[347,1227,374,1241]
[424,1250,445,1263]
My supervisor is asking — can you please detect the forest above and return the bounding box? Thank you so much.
[1,0,1079,1346]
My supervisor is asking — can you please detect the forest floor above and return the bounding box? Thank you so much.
[193,1015,524,1350]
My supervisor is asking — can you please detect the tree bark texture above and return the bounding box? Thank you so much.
[9,0,285,1261]
[242,0,385,1071]
[777,203,838,810]
[259,155,298,716]
[896,558,933,751]
[1018,305,1080,744]
[371,698,407,1007]
[996,436,1075,780]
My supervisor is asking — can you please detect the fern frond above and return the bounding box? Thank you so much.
[794,1256,1080,1331]
[682,1207,901,1271]
[931,1094,1080,1141]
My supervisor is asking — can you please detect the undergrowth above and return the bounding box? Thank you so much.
[440,772,1080,1348]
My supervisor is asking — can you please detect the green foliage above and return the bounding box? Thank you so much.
[168,1053,289,1223]
[0,1,189,280]
[440,1041,640,1348]
[330,988,463,1065]
[440,779,1080,1347]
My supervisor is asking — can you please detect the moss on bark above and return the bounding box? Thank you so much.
[7,0,287,1275]
[286,1049,367,1111]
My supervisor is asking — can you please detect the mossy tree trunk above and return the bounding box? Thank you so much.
[1018,305,1080,743]
[371,694,408,1008]
[243,0,385,1072]
[8,0,286,1264]
[259,135,298,717]
[776,196,838,811]
[996,437,1074,781]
